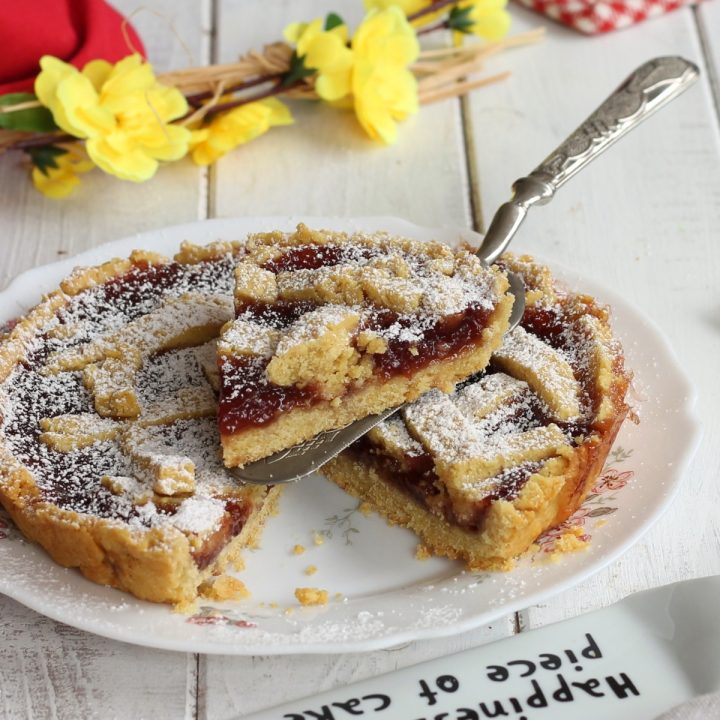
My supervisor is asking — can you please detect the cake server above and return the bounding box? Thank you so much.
[230,55,699,485]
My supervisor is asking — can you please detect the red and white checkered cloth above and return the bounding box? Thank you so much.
[515,0,693,34]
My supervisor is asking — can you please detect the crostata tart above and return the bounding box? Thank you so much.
[321,254,631,569]
[217,225,514,467]
[0,242,280,604]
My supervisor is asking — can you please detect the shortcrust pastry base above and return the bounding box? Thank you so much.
[322,378,628,570]
[0,482,281,604]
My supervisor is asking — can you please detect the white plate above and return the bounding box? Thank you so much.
[0,217,702,655]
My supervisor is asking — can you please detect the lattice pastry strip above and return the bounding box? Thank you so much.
[46,293,233,374]
[453,373,530,421]
[39,413,121,452]
[138,385,217,427]
[120,425,196,497]
[217,319,279,358]
[264,306,370,395]
[493,326,582,421]
[367,414,425,466]
[193,341,221,391]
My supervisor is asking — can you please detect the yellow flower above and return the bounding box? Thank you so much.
[189,98,293,166]
[35,54,191,182]
[453,0,511,42]
[31,145,94,199]
[284,19,353,101]
[352,7,420,144]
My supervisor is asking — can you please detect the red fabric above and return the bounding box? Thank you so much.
[0,0,145,94]
[515,0,692,33]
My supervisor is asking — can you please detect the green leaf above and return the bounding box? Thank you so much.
[26,145,67,177]
[0,93,57,132]
[281,51,316,88]
[448,5,475,33]
[324,12,344,31]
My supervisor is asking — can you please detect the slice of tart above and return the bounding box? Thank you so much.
[321,254,632,570]
[217,225,514,467]
[0,242,280,605]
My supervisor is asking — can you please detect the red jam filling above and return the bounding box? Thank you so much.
[191,499,251,570]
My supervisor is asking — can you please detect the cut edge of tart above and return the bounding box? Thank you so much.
[217,225,514,467]
[321,253,632,571]
[0,242,281,605]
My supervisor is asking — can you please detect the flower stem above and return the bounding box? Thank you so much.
[417,20,451,35]
[10,133,75,150]
[408,0,461,22]
[201,80,298,119]
[185,73,283,106]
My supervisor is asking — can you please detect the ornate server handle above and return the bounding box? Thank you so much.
[479,56,700,265]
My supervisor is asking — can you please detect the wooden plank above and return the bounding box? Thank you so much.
[0,0,210,293]
[466,7,720,628]
[0,2,208,718]
[210,0,471,227]
[201,623,515,717]
[0,596,195,720]
[696,0,720,117]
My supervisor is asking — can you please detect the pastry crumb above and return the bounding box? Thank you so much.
[415,543,431,560]
[284,607,295,616]
[358,502,373,517]
[333,592,344,602]
[295,587,329,606]
[312,531,325,546]
[199,575,251,601]
[305,564,318,576]
[172,598,199,615]
[270,601,279,609]
[292,543,306,555]
[548,528,589,561]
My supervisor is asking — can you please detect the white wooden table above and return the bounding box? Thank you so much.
[1,1,719,717]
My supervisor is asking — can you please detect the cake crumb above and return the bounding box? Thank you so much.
[173,598,199,615]
[333,592,344,601]
[594,519,608,529]
[270,601,279,609]
[295,587,329,606]
[312,531,325,546]
[548,527,589,561]
[199,575,251,601]
[358,502,374,517]
[284,607,295,615]
[415,543,431,561]
[305,564,318,576]
[226,548,245,572]
[292,543,306,555]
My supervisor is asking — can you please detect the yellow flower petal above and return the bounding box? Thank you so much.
[284,21,308,44]
[56,73,113,138]
[296,18,324,58]
[31,144,94,198]
[35,56,82,136]
[82,59,113,91]
[87,136,159,182]
[190,99,293,166]
[32,165,81,198]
